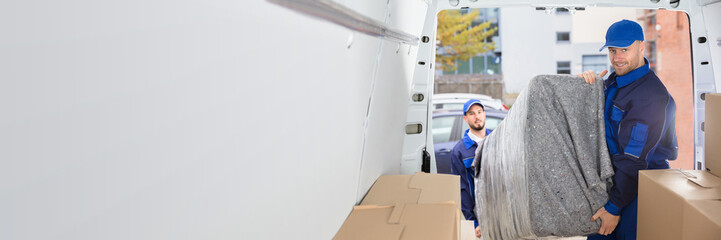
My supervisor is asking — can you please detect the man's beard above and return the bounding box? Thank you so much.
[470,123,485,131]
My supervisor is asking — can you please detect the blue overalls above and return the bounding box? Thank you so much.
[589,59,678,240]
[450,128,492,228]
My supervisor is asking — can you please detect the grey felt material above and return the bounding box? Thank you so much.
[473,75,614,239]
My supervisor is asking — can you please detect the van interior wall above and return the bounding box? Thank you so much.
[702,1,721,92]
[692,0,721,170]
[0,1,426,239]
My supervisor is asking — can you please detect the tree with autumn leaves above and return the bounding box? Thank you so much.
[436,10,498,72]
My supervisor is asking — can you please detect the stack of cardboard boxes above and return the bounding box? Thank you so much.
[638,93,721,240]
[334,173,473,240]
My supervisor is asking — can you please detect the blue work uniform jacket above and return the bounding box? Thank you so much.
[450,128,492,227]
[602,59,678,215]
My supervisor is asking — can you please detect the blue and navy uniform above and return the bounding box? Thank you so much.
[590,59,678,240]
[450,128,492,228]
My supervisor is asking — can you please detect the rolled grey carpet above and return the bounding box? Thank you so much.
[473,75,614,239]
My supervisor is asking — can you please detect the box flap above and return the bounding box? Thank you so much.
[688,170,721,188]
[408,172,461,209]
[706,93,721,177]
[333,205,404,240]
[335,203,459,240]
[360,173,460,208]
[388,203,405,224]
[640,170,721,200]
[360,175,421,206]
[398,203,457,240]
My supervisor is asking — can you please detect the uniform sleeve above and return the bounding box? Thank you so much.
[606,96,670,214]
[450,147,478,224]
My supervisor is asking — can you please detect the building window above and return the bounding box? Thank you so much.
[648,12,656,25]
[556,32,570,43]
[557,61,571,74]
[457,59,471,74]
[647,41,657,72]
[472,56,485,74]
[582,55,607,73]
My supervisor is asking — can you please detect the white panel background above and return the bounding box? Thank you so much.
[500,7,556,93]
[702,2,721,90]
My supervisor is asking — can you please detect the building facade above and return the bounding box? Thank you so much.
[500,7,637,102]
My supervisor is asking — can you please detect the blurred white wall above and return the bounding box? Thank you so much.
[501,7,637,94]
[500,7,556,94]
[571,7,639,43]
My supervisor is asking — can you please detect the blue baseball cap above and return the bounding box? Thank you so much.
[599,19,644,52]
[463,99,484,115]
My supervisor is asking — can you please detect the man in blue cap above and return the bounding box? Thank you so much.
[450,99,492,239]
[579,19,678,240]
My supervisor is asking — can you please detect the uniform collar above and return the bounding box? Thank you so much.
[462,129,491,149]
[462,129,477,149]
[615,58,650,88]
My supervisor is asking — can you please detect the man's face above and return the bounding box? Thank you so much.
[463,104,486,131]
[608,41,645,76]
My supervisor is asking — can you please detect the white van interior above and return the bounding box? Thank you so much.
[1,0,718,239]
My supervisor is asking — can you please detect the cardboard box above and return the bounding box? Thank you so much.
[333,203,459,240]
[638,169,721,240]
[706,93,721,177]
[360,172,461,209]
[334,173,462,240]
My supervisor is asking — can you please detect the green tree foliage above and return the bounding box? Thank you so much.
[436,10,498,72]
